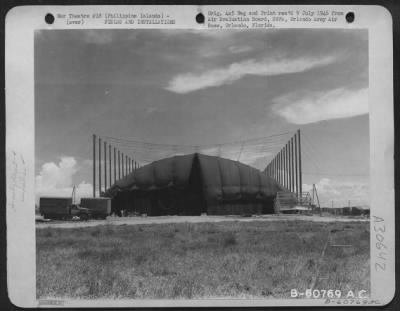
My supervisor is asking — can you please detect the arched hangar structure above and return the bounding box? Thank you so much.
[105,153,284,216]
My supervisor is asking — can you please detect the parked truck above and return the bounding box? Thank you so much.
[39,197,91,221]
[80,197,112,219]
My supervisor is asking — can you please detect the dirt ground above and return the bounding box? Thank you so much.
[36,214,369,229]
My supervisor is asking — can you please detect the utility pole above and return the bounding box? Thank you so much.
[121,152,124,177]
[298,129,302,202]
[118,150,121,179]
[294,132,298,202]
[291,137,295,193]
[104,141,107,191]
[93,134,96,197]
[314,184,321,217]
[98,137,102,196]
[126,155,128,175]
[312,183,315,206]
[113,147,116,183]
[109,144,112,187]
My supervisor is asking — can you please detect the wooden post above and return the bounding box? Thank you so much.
[272,157,275,180]
[93,134,96,197]
[298,129,302,200]
[291,137,295,193]
[294,132,299,201]
[109,144,112,187]
[98,137,102,196]
[288,142,291,192]
[279,151,282,185]
[287,144,290,189]
[271,158,275,179]
[104,141,107,191]
[283,145,286,189]
[276,153,281,183]
[122,153,124,177]
[113,147,116,183]
[282,149,284,187]
[118,150,121,179]
[125,155,128,175]
[287,142,290,191]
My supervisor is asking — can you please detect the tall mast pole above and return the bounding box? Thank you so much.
[98,137,102,196]
[93,134,96,197]
[298,129,303,202]
[109,144,112,187]
[104,141,107,191]
[113,147,116,183]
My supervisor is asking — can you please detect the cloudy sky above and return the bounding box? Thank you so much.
[35,29,369,206]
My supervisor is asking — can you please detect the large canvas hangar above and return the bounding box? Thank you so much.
[106,153,284,216]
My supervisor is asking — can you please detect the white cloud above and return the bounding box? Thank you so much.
[198,146,271,166]
[228,45,253,54]
[35,157,93,202]
[199,45,253,58]
[145,107,157,113]
[83,30,114,44]
[303,178,369,207]
[272,88,368,124]
[165,55,338,94]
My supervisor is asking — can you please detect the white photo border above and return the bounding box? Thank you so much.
[5,5,394,307]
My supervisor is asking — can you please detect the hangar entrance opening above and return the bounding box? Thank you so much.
[108,153,284,216]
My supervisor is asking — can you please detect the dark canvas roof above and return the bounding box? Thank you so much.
[106,153,283,201]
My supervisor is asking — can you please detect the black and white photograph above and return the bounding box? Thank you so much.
[5,5,394,307]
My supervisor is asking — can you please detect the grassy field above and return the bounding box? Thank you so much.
[37,220,370,299]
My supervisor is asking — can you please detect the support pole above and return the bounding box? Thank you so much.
[126,155,128,175]
[113,147,116,183]
[286,143,290,190]
[281,149,284,187]
[283,145,287,189]
[288,142,291,192]
[122,153,124,177]
[109,144,112,187]
[291,136,295,193]
[93,134,96,197]
[279,151,282,185]
[289,141,293,192]
[104,141,107,191]
[271,159,275,179]
[276,153,281,183]
[294,132,299,200]
[118,150,121,179]
[298,129,303,201]
[98,137,102,196]
[272,157,275,180]
[288,144,291,189]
